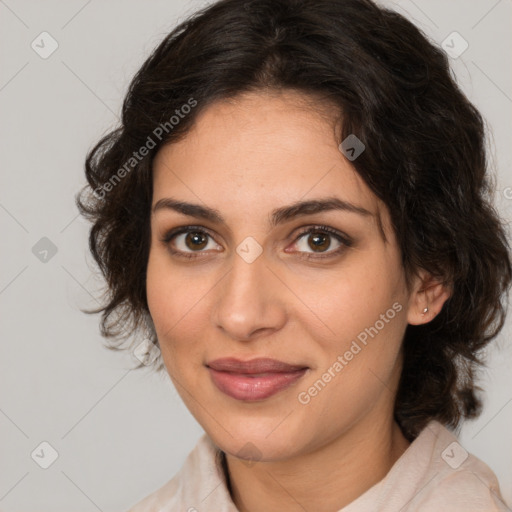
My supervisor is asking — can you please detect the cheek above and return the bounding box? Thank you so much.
[290,251,405,343]
[146,251,175,333]
[145,249,213,365]
[292,250,407,404]
[297,300,406,432]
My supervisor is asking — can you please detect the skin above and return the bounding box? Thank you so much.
[146,89,451,512]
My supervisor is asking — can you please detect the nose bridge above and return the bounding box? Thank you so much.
[228,251,265,298]
[212,245,285,340]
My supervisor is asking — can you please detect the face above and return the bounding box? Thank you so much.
[147,90,421,462]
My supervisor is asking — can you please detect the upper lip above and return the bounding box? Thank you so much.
[206,357,308,374]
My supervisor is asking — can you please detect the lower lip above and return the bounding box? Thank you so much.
[207,368,308,401]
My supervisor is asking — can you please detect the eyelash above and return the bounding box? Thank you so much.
[160,224,353,261]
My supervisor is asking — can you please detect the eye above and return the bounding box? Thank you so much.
[161,226,221,259]
[161,224,352,261]
[288,225,352,259]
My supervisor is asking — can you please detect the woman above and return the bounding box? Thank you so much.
[76,0,512,510]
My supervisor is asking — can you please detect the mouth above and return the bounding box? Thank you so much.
[206,357,309,401]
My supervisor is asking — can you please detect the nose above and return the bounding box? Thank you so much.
[211,248,287,341]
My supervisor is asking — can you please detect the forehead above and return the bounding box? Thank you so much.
[151,90,389,239]
[154,90,356,189]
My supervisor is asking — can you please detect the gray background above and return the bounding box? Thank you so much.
[0,0,511,510]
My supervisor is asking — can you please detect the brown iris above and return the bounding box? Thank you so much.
[185,231,208,250]
[308,232,330,252]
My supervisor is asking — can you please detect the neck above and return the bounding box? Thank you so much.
[223,416,410,512]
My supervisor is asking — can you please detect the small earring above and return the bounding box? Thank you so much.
[422,307,429,314]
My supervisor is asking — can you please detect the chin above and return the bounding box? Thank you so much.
[202,414,308,462]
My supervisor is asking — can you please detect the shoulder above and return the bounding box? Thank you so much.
[126,433,233,512]
[401,421,509,512]
[343,420,510,512]
[414,468,509,511]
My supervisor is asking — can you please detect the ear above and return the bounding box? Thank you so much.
[407,269,452,326]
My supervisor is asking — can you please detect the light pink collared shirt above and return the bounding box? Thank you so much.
[128,420,510,511]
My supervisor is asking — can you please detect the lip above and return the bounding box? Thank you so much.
[206,358,308,401]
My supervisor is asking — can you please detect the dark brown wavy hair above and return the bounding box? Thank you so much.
[76,0,512,440]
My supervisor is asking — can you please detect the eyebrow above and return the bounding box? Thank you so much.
[152,196,374,228]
